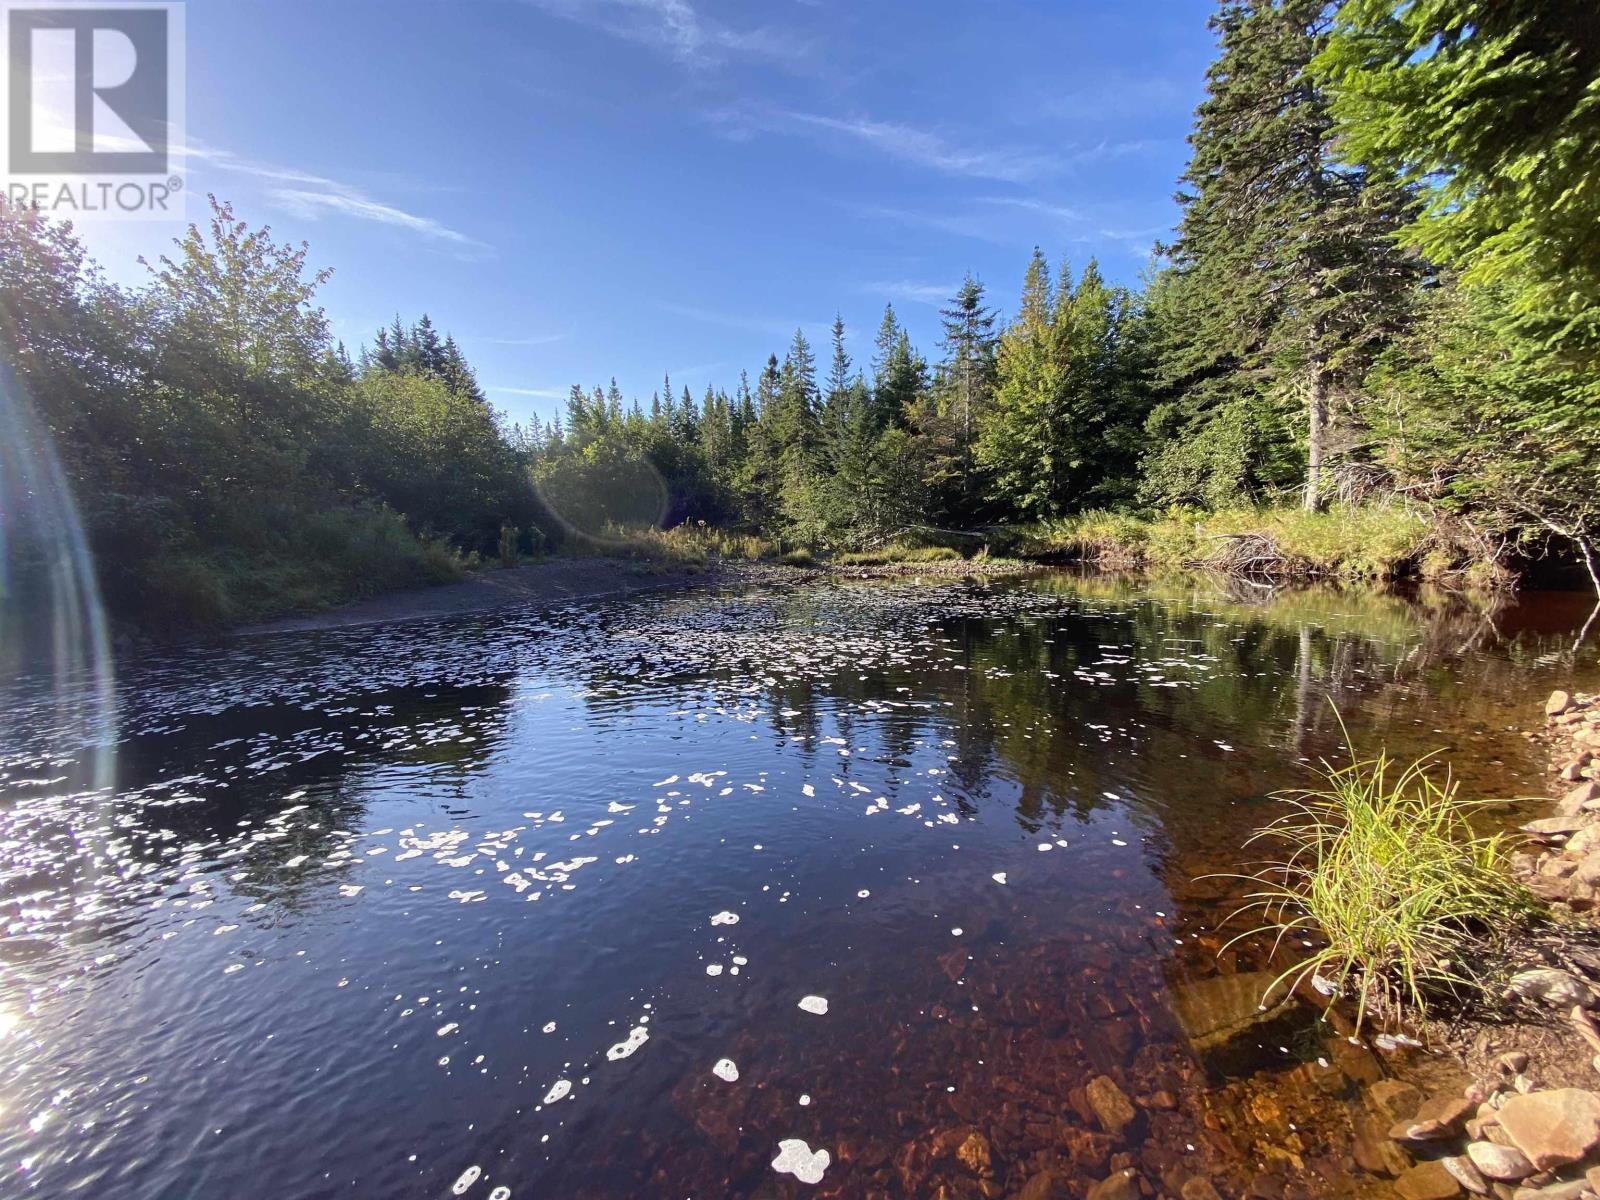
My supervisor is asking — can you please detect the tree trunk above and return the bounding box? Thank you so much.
[1303,364,1329,513]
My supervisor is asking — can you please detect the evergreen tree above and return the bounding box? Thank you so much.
[1152,0,1420,511]
[1317,0,1600,381]
[936,275,999,517]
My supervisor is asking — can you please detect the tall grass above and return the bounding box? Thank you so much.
[588,523,780,565]
[1012,505,1508,585]
[1228,732,1528,1031]
[837,544,964,566]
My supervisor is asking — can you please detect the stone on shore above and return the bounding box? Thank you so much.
[1441,1154,1490,1195]
[1495,1088,1600,1171]
[1558,781,1600,816]
[1465,1140,1535,1182]
[1549,690,1575,717]
[1503,969,1597,1010]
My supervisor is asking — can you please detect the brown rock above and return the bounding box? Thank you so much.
[1013,1171,1061,1200]
[1559,782,1600,816]
[1528,875,1575,902]
[1181,1180,1224,1200]
[1085,1076,1137,1139]
[1419,1092,1480,1133]
[1468,1141,1535,1182]
[1396,1159,1464,1200]
[1443,1155,1491,1196]
[1574,852,1600,885]
[1567,825,1600,857]
[1541,855,1582,880]
[957,1131,993,1175]
[1329,1036,1383,1084]
[1510,1180,1591,1200]
[1496,1089,1600,1171]
[1521,816,1588,839]
[1086,1169,1140,1200]
[1498,1053,1531,1075]
[1370,1079,1424,1122]
[1353,1112,1412,1176]
[1550,691,1575,717]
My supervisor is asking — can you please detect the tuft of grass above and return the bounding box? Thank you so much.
[1226,729,1529,1032]
[778,547,815,567]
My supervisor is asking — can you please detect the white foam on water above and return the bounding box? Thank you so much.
[489,1188,511,1200]
[1111,839,1128,847]
[543,1079,571,1104]
[991,872,1007,885]
[856,889,870,899]
[1037,843,1051,852]
[798,1094,811,1106]
[951,928,963,936]
[606,1026,649,1060]
[706,964,724,976]
[797,995,828,1015]
[712,1058,739,1082]
[771,1139,830,1184]
[710,911,739,926]
[450,1165,481,1195]
[802,784,815,797]
[437,1023,458,1036]
[542,1021,557,1033]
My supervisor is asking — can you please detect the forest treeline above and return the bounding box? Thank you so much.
[2,0,1597,631]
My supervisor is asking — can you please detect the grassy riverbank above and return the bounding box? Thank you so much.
[1002,506,1512,588]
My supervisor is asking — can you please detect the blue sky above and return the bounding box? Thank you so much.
[74,0,1216,428]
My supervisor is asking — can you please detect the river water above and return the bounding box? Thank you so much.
[2,573,1597,1199]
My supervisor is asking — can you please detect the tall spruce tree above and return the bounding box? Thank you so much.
[1156,0,1420,511]
[937,275,999,516]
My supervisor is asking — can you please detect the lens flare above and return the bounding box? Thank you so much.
[0,361,116,792]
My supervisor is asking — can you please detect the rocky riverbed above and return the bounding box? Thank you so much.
[1326,689,1600,1200]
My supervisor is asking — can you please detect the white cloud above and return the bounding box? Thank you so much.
[715,108,1059,183]
[474,333,571,347]
[858,279,958,306]
[265,189,478,246]
[179,141,484,249]
[523,0,793,67]
[488,385,569,399]
[660,301,814,339]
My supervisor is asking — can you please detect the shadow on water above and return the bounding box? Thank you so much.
[1,572,1596,1198]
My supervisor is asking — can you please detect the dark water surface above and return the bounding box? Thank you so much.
[3,573,1598,1199]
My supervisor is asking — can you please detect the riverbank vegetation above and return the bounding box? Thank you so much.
[1234,742,1529,1032]
[3,0,1598,632]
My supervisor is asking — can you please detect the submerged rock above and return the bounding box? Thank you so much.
[1086,1168,1140,1200]
[1394,1159,1463,1200]
[1167,970,1294,1052]
[1084,1075,1137,1139]
[1368,1079,1423,1122]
